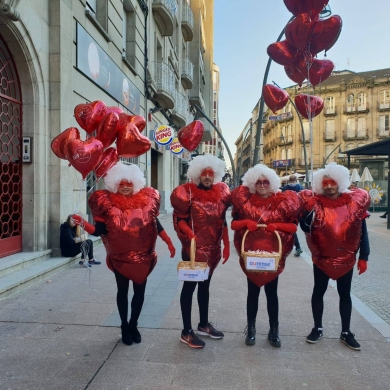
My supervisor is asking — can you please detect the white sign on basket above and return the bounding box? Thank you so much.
[178,267,210,282]
[246,257,276,271]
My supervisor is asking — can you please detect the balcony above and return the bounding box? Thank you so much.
[152,0,176,36]
[377,128,390,139]
[276,135,293,146]
[298,158,311,165]
[343,129,369,141]
[377,102,390,112]
[181,2,194,41]
[181,57,194,89]
[147,61,175,109]
[299,134,311,143]
[323,131,336,142]
[189,90,205,111]
[171,90,187,128]
[343,103,369,114]
[324,107,337,117]
[276,112,293,123]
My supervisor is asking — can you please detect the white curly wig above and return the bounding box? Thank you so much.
[242,164,280,194]
[312,162,350,195]
[186,154,226,185]
[104,161,146,194]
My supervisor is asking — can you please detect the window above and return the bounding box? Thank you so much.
[303,121,310,141]
[325,96,335,114]
[346,118,355,138]
[281,125,286,139]
[282,102,291,114]
[287,124,292,142]
[281,148,286,160]
[123,1,136,68]
[379,90,390,109]
[325,120,335,139]
[325,144,335,163]
[379,114,390,136]
[287,147,292,160]
[301,146,310,164]
[86,0,96,13]
[357,117,366,137]
[346,94,355,112]
[86,0,109,36]
[357,92,367,111]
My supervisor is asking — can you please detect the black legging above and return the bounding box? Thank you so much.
[180,275,213,333]
[61,239,94,259]
[311,264,353,332]
[114,269,147,327]
[247,277,279,323]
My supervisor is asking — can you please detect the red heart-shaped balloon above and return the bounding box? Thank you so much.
[51,127,80,160]
[94,147,119,179]
[65,137,104,179]
[284,0,329,19]
[116,123,151,158]
[117,113,146,133]
[294,52,314,80]
[285,13,312,51]
[294,94,324,119]
[106,106,124,115]
[96,112,119,148]
[267,40,298,66]
[310,15,342,55]
[74,101,108,134]
[177,120,205,152]
[285,65,306,86]
[262,85,289,114]
[308,58,334,86]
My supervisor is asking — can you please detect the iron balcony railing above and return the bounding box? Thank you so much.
[149,61,175,100]
[174,89,187,118]
[181,57,194,82]
[152,0,177,19]
[182,2,194,28]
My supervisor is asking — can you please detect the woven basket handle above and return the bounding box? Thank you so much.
[241,224,282,256]
[190,238,196,269]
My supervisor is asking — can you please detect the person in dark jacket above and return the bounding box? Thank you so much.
[60,215,101,266]
[281,175,303,257]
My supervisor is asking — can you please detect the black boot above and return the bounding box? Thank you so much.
[121,324,133,346]
[245,319,256,346]
[129,321,141,344]
[268,322,281,348]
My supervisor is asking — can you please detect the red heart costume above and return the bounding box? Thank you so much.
[170,182,231,274]
[88,187,160,284]
[232,186,302,287]
[300,188,370,280]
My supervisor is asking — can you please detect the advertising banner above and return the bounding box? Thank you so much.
[169,137,184,155]
[154,125,174,146]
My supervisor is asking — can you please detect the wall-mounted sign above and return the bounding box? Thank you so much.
[154,125,174,146]
[169,137,184,155]
[268,112,292,121]
[76,23,141,114]
[273,159,292,168]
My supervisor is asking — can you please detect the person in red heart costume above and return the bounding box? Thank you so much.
[231,164,302,348]
[300,162,370,351]
[170,155,231,349]
[72,162,175,346]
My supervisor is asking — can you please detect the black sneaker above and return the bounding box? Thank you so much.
[306,327,323,344]
[180,330,205,348]
[197,323,224,339]
[340,331,361,351]
[129,325,141,344]
[245,320,256,346]
[294,248,303,257]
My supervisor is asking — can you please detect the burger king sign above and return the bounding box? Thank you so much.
[169,137,184,155]
[154,125,173,146]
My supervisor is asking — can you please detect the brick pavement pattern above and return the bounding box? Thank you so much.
[0,213,390,389]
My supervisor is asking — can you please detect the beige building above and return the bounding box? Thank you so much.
[0,0,215,259]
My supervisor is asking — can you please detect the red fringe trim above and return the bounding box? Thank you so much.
[185,183,226,204]
[249,192,283,207]
[317,193,352,208]
[109,191,150,210]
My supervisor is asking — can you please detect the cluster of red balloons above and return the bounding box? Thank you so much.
[51,101,150,179]
[263,0,342,119]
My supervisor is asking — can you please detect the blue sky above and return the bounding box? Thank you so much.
[214,0,390,167]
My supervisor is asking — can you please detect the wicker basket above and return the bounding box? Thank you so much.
[177,238,209,281]
[241,224,282,273]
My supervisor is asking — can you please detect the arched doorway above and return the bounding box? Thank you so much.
[0,35,22,257]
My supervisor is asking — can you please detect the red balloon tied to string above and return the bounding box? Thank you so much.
[130,115,146,132]
[262,85,289,114]
[116,123,151,158]
[285,13,312,51]
[117,113,146,133]
[94,147,119,179]
[106,106,123,115]
[65,137,104,179]
[74,101,108,134]
[295,52,314,79]
[294,94,324,119]
[308,58,334,86]
[284,0,329,19]
[309,15,343,55]
[177,120,205,152]
[285,65,306,86]
[51,127,80,160]
[267,40,298,66]
[96,112,120,148]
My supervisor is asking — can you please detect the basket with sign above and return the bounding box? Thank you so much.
[177,238,209,281]
[241,224,282,273]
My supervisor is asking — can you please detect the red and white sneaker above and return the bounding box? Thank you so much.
[197,323,224,339]
[180,330,205,348]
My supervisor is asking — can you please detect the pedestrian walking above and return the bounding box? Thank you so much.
[171,155,231,349]
[300,163,370,351]
[231,164,302,347]
[72,162,175,346]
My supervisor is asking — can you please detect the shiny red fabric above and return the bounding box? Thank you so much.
[232,186,302,287]
[88,187,160,284]
[300,188,370,280]
[171,182,231,274]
